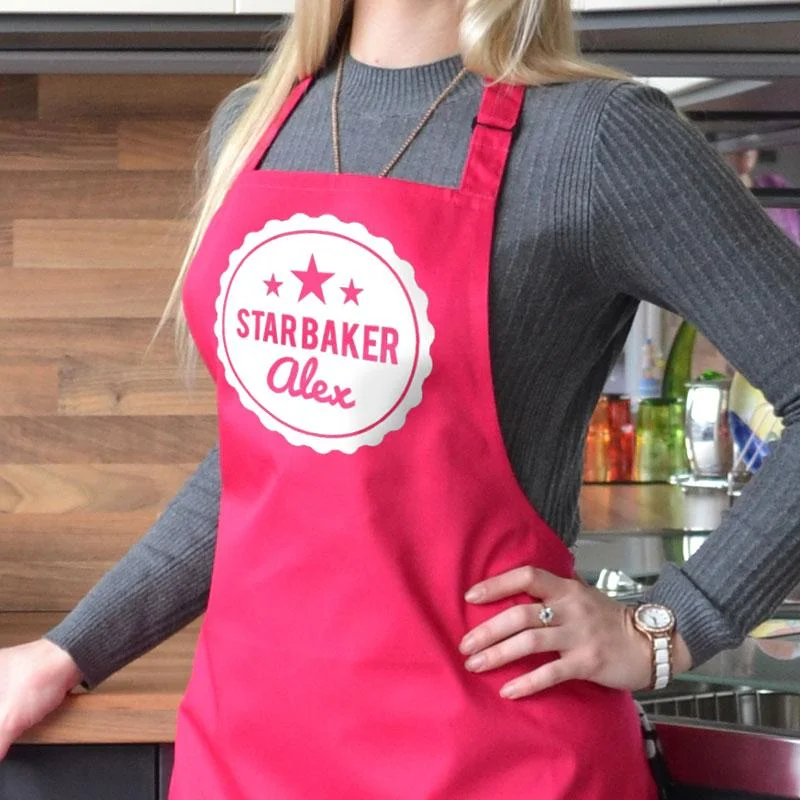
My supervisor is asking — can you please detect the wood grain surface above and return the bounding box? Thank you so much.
[0,119,117,171]
[58,361,215,416]
[0,74,232,615]
[0,76,37,120]
[0,416,217,463]
[0,269,178,319]
[118,120,207,171]
[37,74,244,119]
[0,219,11,267]
[579,482,683,533]
[13,219,192,270]
[2,171,192,219]
[0,319,186,363]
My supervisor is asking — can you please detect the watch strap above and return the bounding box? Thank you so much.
[652,636,671,690]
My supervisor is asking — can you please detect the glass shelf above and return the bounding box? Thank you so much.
[679,633,800,695]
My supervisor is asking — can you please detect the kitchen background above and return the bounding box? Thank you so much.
[5,67,796,618]
[0,3,798,797]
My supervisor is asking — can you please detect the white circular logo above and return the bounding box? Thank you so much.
[215,214,434,454]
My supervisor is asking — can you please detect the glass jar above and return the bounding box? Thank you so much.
[606,393,635,482]
[634,397,686,482]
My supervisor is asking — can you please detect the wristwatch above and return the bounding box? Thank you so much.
[633,603,676,690]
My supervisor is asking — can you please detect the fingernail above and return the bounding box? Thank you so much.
[465,586,485,602]
[500,683,519,698]
[465,654,486,671]
[460,635,477,654]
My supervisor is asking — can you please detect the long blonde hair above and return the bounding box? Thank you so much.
[152,0,635,377]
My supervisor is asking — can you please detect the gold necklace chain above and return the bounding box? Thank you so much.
[331,45,468,178]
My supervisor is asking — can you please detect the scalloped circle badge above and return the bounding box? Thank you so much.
[214,214,434,454]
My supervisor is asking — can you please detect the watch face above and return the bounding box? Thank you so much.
[636,604,675,633]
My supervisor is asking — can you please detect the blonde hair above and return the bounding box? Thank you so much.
[152,0,635,377]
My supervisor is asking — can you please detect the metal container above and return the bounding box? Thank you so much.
[684,379,734,479]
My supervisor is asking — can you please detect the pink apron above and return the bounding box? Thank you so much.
[171,74,657,799]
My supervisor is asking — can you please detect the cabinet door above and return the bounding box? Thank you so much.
[159,744,175,799]
[0,1,234,11]
[235,0,295,13]
[0,744,157,800]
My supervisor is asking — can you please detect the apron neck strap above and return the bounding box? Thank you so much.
[243,76,313,173]
[242,74,524,194]
[459,81,525,198]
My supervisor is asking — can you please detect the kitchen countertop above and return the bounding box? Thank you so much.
[579,481,713,534]
[3,483,792,746]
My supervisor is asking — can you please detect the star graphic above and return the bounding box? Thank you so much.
[264,274,282,297]
[292,254,335,303]
[341,279,364,306]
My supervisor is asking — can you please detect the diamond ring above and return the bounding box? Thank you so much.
[538,605,555,627]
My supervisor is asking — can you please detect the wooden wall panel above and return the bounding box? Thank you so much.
[118,120,207,171]
[0,463,193,516]
[0,219,11,267]
[0,563,125,612]
[0,511,163,545]
[0,513,177,608]
[0,522,142,567]
[0,73,237,615]
[0,362,59,415]
[0,76,37,120]
[14,219,191,270]
[3,171,192,219]
[0,269,177,319]
[0,120,117,171]
[58,362,215,416]
[38,75,244,119]
[0,416,217,464]
[0,319,182,363]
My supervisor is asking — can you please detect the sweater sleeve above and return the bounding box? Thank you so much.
[40,86,255,690]
[588,80,800,667]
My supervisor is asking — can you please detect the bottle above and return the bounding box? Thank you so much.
[661,319,698,477]
[606,394,635,482]
[639,338,662,401]
[583,395,610,483]
[661,320,697,404]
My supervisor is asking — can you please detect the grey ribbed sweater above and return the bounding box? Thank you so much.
[43,53,800,690]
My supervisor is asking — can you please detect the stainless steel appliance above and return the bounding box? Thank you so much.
[634,678,800,798]
[685,380,735,480]
[654,716,800,798]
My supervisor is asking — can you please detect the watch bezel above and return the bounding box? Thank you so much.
[634,603,676,636]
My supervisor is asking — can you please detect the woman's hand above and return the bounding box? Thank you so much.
[0,639,84,760]
[460,565,693,699]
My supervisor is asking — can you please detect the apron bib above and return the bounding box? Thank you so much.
[170,74,657,800]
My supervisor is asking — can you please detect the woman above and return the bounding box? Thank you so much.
[2,0,800,797]
[724,147,800,246]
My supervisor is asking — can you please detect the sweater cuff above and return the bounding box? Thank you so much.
[641,563,748,668]
[42,623,102,692]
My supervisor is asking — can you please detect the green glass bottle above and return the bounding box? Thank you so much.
[661,320,697,403]
[660,319,697,477]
